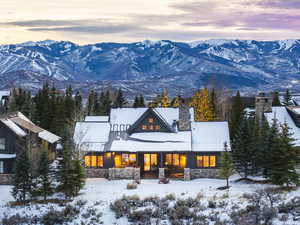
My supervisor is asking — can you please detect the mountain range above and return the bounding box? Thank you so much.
[0,39,300,96]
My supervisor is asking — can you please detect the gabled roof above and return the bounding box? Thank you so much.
[127,108,175,134]
[0,112,61,143]
[85,116,109,122]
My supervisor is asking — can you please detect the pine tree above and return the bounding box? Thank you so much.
[12,151,32,202]
[35,150,54,201]
[219,142,234,188]
[74,91,83,120]
[87,90,95,115]
[171,96,183,108]
[231,116,258,179]
[64,85,75,123]
[114,88,127,108]
[210,88,217,119]
[272,91,281,106]
[72,159,85,195]
[283,89,292,106]
[99,91,112,115]
[160,91,170,107]
[138,95,145,107]
[229,91,244,138]
[267,122,300,186]
[133,96,139,108]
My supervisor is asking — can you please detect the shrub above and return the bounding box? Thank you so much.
[2,214,31,225]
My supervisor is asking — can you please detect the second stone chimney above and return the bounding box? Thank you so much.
[178,104,191,131]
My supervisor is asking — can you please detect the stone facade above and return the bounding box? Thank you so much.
[190,169,220,179]
[0,174,13,185]
[255,92,273,121]
[159,168,165,179]
[85,168,108,178]
[108,168,140,180]
[179,104,191,131]
[184,168,191,181]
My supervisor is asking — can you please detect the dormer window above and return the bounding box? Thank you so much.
[148,118,154,123]
[149,125,154,130]
[142,125,147,130]
[155,125,161,130]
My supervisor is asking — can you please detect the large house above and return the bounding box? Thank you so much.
[74,106,230,180]
[0,112,61,184]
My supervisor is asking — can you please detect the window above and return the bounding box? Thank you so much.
[0,138,5,151]
[165,154,186,168]
[149,125,154,130]
[114,153,137,168]
[196,155,216,168]
[148,118,154,123]
[141,125,147,130]
[84,155,103,168]
[155,125,161,130]
[0,161,3,173]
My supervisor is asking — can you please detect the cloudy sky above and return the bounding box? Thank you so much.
[1,0,300,45]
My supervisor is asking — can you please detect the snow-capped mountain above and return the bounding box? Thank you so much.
[0,39,300,95]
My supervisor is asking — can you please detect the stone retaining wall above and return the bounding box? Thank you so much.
[0,174,13,185]
[85,168,108,178]
[109,168,140,180]
[190,169,219,179]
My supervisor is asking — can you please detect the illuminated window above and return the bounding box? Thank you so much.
[0,161,3,173]
[84,155,104,168]
[196,155,216,168]
[148,118,154,123]
[142,125,147,130]
[149,125,154,130]
[114,153,137,168]
[165,154,186,168]
[155,125,161,130]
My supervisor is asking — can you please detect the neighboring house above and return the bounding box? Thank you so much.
[0,112,61,184]
[0,91,10,112]
[74,106,230,180]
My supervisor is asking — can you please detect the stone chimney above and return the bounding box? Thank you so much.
[255,92,273,121]
[178,104,191,131]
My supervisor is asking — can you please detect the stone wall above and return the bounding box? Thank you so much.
[85,169,108,178]
[190,169,220,179]
[0,174,13,185]
[109,168,140,180]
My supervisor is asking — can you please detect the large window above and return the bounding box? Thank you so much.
[0,161,3,173]
[196,155,216,168]
[165,154,186,169]
[114,153,137,168]
[84,155,103,168]
[0,138,5,151]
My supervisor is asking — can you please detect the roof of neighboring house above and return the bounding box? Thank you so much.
[85,116,109,122]
[191,122,230,152]
[0,91,10,99]
[0,112,61,143]
[73,122,110,151]
[110,131,192,152]
[0,154,16,159]
[264,106,300,146]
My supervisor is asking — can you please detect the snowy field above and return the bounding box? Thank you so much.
[1,176,300,225]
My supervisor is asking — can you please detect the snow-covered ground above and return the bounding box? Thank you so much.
[0,176,299,225]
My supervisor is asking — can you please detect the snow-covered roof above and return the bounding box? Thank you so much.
[0,154,16,159]
[77,142,106,152]
[73,122,110,151]
[85,116,109,122]
[264,106,300,146]
[110,108,180,127]
[191,122,230,152]
[110,131,191,152]
[38,130,61,144]
[0,119,27,137]
[0,91,10,99]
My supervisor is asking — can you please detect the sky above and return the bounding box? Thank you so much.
[0,0,300,45]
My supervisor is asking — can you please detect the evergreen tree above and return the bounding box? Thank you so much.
[210,88,217,120]
[87,90,95,115]
[133,96,139,108]
[138,95,145,107]
[267,122,300,186]
[72,159,85,195]
[272,91,281,106]
[74,91,83,120]
[229,91,244,138]
[33,83,51,129]
[114,88,127,108]
[64,85,75,123]
[12,151,32,202]
[35,150,54,201]
[283,89,292,106]
[231,116,258,179]
[99,91,112,115]
[219,142,234,188]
